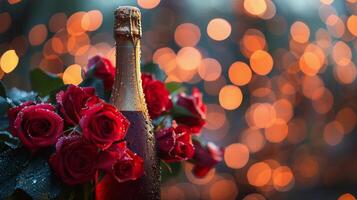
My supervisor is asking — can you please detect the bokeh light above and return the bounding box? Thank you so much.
[176,47,201,70]
[198,58,222,81]
[62,64,83,85]
[312,88,334,114]
[0,50,19,73]
[82,10,103,31]
[241,128,266,153]
[174,23,201,47]
[323,121,344,146]
[332,41,352,66]
[209,179,238,200]
[219,85,243,110]
[251,103,276,128]
[320,0,334,5]
[137,0,160,9]
[67,11,86,36]
[28,24,48,46]
[243,193,266,200]
[338,193,357,200]
[49,13,67,33]
[207,18,231,41]
[272,166,294,191]
[290,21,310,43]
[240,29,266,58]
[264,119,288,143]
[250,50,273,75]
[299,51,322,76]
[205,104,226,130]
[229,61,252,86]
[7,0,21,4]
[2,1,357,199]
[247,162,272,187]
[347,15,357,36]
[334,62,357,84]
[325,15,345,38]
[273,99,293,122]
[335,107,357,134]
[224,143,249,169]
[244,0,267,16]
[0,12,11,33]
[185,162,215,185]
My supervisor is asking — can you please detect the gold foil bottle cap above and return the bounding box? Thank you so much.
[114,6,142,39]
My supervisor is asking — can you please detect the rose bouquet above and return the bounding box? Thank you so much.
[0,56,223,199]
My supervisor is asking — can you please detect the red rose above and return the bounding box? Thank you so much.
[87,55,115,91]
[155,123,194,162]
[11,103,64,151]
[191,140,224,178]
[142,73,172,119]
[141,73,153,86]
[56,85,100,126]
[80,103,129,150]
[98,142,144,182]
[175,87,206,134]
[49,136,99,185]
[8,101,35,136]
[113,149,144,182]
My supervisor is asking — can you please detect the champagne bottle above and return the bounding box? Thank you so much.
[95,6,160,200]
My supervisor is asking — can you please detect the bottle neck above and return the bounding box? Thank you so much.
[110,37,146,112]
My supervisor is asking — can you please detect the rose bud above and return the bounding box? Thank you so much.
[87,55,115,91]
[142,73,173,119]
[56,85,100,126]
[49,136,99,185]
[98,142,144,182]
[174,87,206,134]
[191,140,224,178]
[11,103,64,151]
[8,101,35,136]
[80,103,130,150]
[155,122,195,162]
[113,149,144,182]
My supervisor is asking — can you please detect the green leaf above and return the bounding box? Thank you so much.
[48,85,68,105]
[165,82,182,94]
[170,105,195,118]
[0,117,9,131]
[141,63,166,81]
[0,131,19,149]
[0,147,62,200]
[0,97,10,117]
[7,88,38,106]
[80,78,105,100]
[15,156,61,200]
[83,63,111,101]
[0,81,7,98]
[0,148,30,199]
[84,65,96,78]
[0,98,9,130]
[30,68,64,97]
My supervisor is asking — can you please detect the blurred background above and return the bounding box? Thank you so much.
[1,0,357,199]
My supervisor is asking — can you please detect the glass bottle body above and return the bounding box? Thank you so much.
[95,7,160,200]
